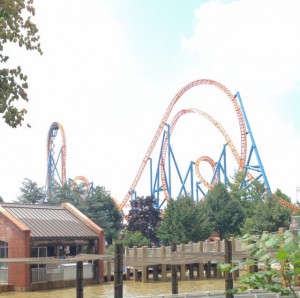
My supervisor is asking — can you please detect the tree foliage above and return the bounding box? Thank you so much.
[127,196,161,246]
[275,188,291,203]
[80,186,123,245]
[16,177,44,204]
[122,230,148,248]
[0,0,42,127]
[204,183,245,239]
[248,197,291,233]
[157,196,212,245]
[220,231,300,297]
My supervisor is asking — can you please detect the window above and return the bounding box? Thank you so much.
[0,240,8,269]
[0,240,8,283]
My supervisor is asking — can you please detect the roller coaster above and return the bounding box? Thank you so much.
[119,79,299,212]
[44,121,93,202]
[43,80,299,212]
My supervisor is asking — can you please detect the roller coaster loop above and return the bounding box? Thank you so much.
[44,121,66,202]
[116,79,298,212]
[119,79,248,211]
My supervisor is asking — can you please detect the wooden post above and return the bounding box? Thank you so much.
[206,261,212,278]
[230,237,238,280]
[76,261,83,298]
[133,246,138,282]
[198,241,204,279]
[125,247,130,280]
[216,240,222,278]
[142,246,148,283]
[189,241,194,279]
[179,243,186,281]
[161,246,167,282]
[171,243,178,294]
[107,260,112,281]
[114,243,123,298]
[224,239,233,298]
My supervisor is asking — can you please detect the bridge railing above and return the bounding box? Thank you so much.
[125,237,245,261]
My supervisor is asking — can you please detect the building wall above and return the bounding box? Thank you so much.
[0,210,31,290]
[62,203,105,282]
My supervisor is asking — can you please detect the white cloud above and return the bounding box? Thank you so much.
[179,0,300,200]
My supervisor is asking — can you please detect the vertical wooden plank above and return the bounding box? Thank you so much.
[171,243,178,294]
[114,243,123,298]
[224,239,233,298]
[76,261,83,298]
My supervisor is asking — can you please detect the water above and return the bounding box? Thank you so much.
[0,279,227,298]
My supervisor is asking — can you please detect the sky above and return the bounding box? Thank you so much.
[1,0,300,205]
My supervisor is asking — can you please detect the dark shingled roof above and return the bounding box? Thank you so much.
[0,203,98,240]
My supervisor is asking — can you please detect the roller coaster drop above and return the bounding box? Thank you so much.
[119,79,298,212]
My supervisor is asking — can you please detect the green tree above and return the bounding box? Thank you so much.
[50,181,85,206]
[204,183,245,239]
[229,171,265,219]
[81,186,122,245]
[220,231,300,297]
[157,196,212,245]
[122,230,148,248]
[49,183,122,245]
[275,188,291,203]
[127,196,161,246]
[0,0,42,127]
[16,178,44,204]
[249,197,291,233]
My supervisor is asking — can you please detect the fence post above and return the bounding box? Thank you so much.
[171,243,178,294]
[224,239,233,298]
[230,237,239,280]
[142,246,148,283]
[124,246,130,280]
[180,243,186,281]
[161,246,167,282]
[197,241,204,280]
[114,243,123,298]
[153,246,159,281]
[216,240,222,278]
[76,261,83,298]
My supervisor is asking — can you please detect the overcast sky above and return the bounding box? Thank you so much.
[1,0,300,205]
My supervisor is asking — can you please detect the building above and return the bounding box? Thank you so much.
[0,202,105,291]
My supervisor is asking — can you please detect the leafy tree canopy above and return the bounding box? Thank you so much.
[249,197,291,233]
[220,231,300,297]
[16,177,44,204]
[81,186,122,245]
[157,196,212,245]
[204,183,245,239]
[127,196,161,246]
[0,0,42,127]
[274,188,291,203]
[122,230,148,248]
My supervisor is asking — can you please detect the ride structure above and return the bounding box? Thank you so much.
[68,176,94,196]
[44,122,93,203]
[119,79,298,212]
[45,121,67,202]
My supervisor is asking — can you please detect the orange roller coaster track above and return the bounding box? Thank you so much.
[119,79,247,211]
[45,121,67,202]
[160,108,242,200]
[119,79,299,213]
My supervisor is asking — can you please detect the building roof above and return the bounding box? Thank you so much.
[0,203,99,241]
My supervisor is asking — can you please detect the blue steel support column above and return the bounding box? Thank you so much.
[236,92,272,195]
[149,157,153,197]
[190,161,194,199]
[167,124,172,199]
[224,144,228,186]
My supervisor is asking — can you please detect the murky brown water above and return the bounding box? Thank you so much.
[0,279,229,297]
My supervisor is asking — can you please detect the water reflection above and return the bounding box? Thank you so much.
[0,279,228,298]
